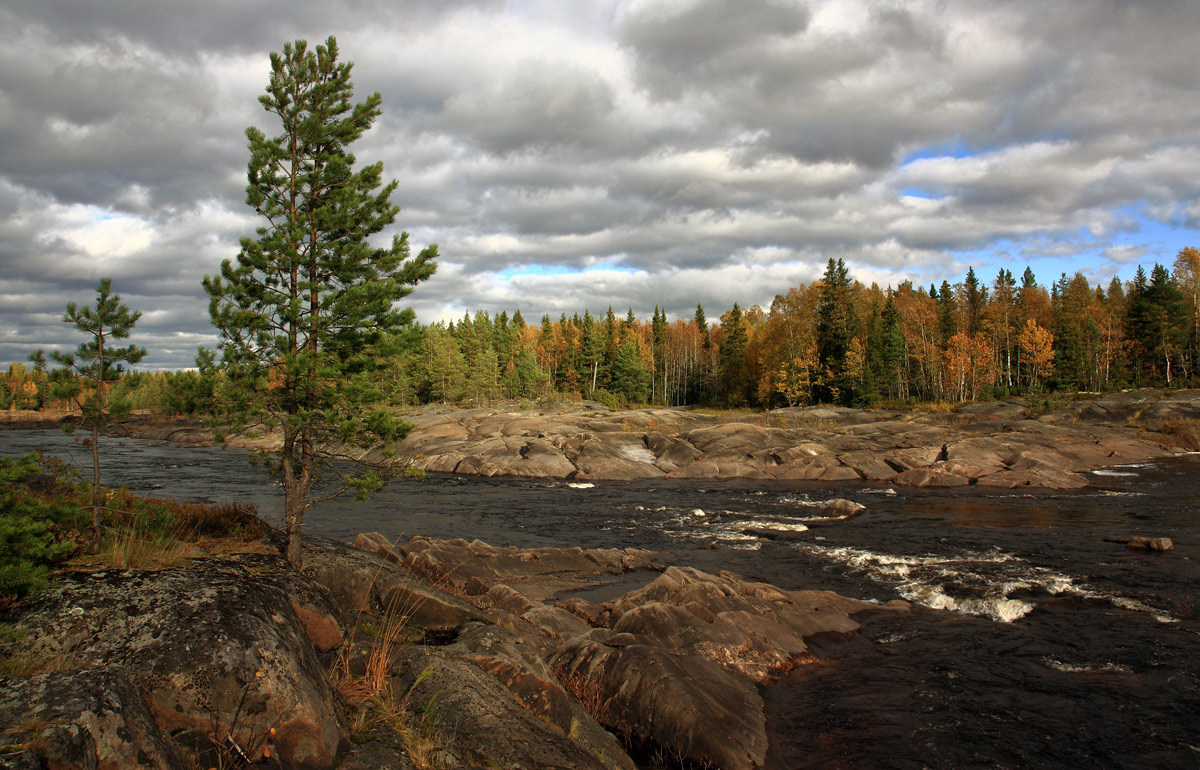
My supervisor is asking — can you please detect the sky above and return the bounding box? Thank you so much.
[3,0,1200,370]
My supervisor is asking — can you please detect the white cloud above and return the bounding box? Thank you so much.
[2,0,1200,368]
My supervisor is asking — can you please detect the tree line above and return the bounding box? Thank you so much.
[8,249,1197,415]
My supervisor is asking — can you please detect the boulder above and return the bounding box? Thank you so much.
[820,498,866,518]
[389,640,630,770]
[0,669,185,770]
[7,562,349,769]
[1125,536,1175,552]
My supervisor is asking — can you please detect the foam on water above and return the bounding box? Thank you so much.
[566,482,595,489]
[795,543,1068,623]
[1091,470,1138,477]
[749,522,811,533]
[1043,658,1132,674]
[1108,596,1179,624]
[794,540,1182,624]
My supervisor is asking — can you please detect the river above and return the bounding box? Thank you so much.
[3,428,1198,768]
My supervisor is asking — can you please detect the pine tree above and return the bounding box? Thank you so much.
[718,303,749,405]
[203,37,437,567]
[963,267,987,336]
[609,338,649,404]
[49,278,146,553]
[816,258,856,403]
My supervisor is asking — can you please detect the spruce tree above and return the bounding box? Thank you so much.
[49,278,146,553]
[719,303,749,405]
[204,37,437,567]
[816,258,856,403]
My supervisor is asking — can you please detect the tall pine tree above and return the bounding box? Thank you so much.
[204,37,437,566]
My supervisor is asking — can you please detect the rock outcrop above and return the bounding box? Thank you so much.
[358,535,910,770]
[3,557,349,769]
[0,531,917,770]
[26,389,1198,489]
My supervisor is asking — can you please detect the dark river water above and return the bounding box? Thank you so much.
[3,428,1199,768]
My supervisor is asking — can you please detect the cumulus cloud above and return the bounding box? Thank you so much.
[2,0,1200,369]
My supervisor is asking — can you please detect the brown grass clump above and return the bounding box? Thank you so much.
[555,667,606,721]
[1151,417,1200,451]
[327,547,451,769]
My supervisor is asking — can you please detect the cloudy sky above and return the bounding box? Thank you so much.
[3,0,1200,370]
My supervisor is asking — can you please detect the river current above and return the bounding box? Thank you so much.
[3,428,1198,768]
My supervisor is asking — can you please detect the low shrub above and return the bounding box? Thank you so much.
[0,452,269,605]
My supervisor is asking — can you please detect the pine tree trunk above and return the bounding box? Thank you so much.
[91,420,101,554]
[281,427,306,567]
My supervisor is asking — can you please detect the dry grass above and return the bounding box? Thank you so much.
[555,667,606,720]
[95,527,199,570]
[1151,417,1200,451]
[327,543,452,769]
[0,716,53,760]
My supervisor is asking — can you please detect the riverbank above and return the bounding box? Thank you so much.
[6,389,1199,489]
[0,530,912,770]
[2,426,1197,768]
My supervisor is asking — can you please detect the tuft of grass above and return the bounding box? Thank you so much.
[327,543,453,769]
[555,667,606,720]
[0,715,53,760]
[1151,417,1200,451]
[96,527,198,570]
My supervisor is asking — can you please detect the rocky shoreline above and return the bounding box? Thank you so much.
[6,389,1198,490]
[0,531,908,770]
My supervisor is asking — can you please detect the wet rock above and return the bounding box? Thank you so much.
[452,624,636,770]
[975,467,1089,490]
[553,635,768,770]
[821,498,866,517]
[392,535,661,602]
[892,466,970,487]
[1125,536,1175,552]
[0,669,184,769]
[548,566,895,770]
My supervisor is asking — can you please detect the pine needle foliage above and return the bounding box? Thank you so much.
[204,36,437,567]
[48,278,146,553]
